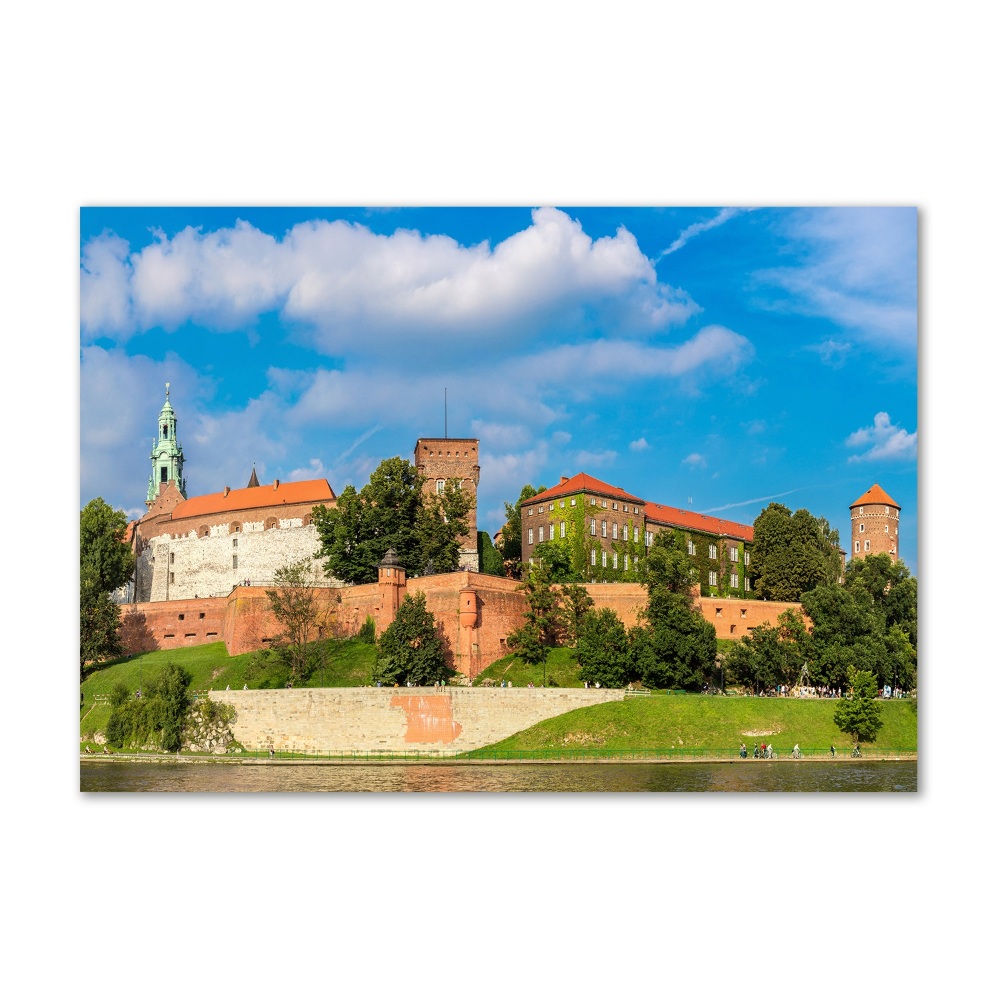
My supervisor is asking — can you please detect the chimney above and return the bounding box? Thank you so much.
[273,479,279,489]
[560,476,569,485]
[223,486,230,497]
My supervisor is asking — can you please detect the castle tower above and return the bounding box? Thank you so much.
[414,437,480,571]
[849,483,900,562]
[146,382,187,506]
[377,547,407,630]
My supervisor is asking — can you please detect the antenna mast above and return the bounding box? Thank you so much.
[444,387,448,439]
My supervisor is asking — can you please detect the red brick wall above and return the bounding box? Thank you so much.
[124,577,808,674]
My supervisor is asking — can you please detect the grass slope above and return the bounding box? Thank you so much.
[469,694,918,756]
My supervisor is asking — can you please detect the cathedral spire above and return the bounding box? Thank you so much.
[247,464,260,489]
[146,382,187,505]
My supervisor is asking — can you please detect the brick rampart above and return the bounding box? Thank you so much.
[124,579,809,671]
[208,686,625,754]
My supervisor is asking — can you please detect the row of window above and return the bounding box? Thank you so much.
[526,497,643,515]
[858,523,896,535]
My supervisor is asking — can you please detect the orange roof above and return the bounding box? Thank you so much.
[526,473,645,507]
[645,502,754,542]
[850,483,900,509]
[169,479,336,519]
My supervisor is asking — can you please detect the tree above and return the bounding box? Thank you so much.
[577,608,630,688]
[508,562,563,667]
[265,560,333,685]
[632,532,716,690]
[833,669,885,744]
[498,483,546,576]
[749,503,842,600]
[313,458,473,584]
[559,583,594,646]
[534,540,580,582]
[80,498,135,672]
[478,531,505,576]
[845,553,918,646]
[374,592,451,686]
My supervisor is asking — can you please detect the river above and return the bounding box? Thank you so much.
[80,759,917,792]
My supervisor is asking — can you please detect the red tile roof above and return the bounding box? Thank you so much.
[645,502,754,542]
[526,473,645,507]
[849,483,900,509]
[169,479,336,519]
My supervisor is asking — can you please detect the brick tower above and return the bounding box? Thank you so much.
[849,483,900,562]
[414,437,480,571]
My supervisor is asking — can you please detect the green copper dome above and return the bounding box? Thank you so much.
[146,382,187,503]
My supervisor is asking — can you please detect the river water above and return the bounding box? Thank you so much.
[80,760,916,792]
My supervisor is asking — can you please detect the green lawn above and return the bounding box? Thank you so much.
[466,694,918,756]
[472,647,583,687]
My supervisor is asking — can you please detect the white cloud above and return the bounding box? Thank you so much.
[658,207,749,258]
[682,453,707,468]
[753,208,917,352]
[846,412,917,463]
[575,449,617,467]
[81,209,700,353]
[551,430,572,446]
[629,437,650,452]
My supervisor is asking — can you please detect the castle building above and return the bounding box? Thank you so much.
[521,473,754,597]
[413,437,480,572]
[124,388,481,601]
[849,483,901,562]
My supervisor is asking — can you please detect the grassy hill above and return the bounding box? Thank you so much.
[464,693,917,758]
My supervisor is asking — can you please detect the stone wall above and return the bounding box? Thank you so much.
[208,686,625,754]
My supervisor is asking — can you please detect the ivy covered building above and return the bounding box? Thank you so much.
[520,473,755,597]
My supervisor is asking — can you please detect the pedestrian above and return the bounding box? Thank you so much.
[830,744,836,757]
[243,683,248,690]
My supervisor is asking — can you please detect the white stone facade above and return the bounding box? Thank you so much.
[135,518,338,602]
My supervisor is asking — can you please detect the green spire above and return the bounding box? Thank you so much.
[146,382,187,504]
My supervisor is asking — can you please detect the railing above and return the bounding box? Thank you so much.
[84,745,915,762]
[623,688,651,698]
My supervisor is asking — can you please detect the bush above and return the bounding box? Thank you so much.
[357,616,376,644]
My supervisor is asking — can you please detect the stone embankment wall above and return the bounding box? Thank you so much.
[208,686,625,755]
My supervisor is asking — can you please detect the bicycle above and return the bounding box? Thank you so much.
[851,745,862,758]
[791,747,802,759]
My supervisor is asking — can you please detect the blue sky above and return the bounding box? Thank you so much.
[80,205,917,572]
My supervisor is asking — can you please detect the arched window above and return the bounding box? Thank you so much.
[229,522,242,534]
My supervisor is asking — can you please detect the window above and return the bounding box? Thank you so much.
[624,554,629,571]
[601,550,607,568]
[169,552,174,564]
[731,573,739,589]
[729,546,738,561]
[590,519,596,536]
[602,521,607,537]
[199,612,205,620]
[549,504,554,512]
[560,500,565,508]
[745,551,750,566]
[160,467,167,483]
[528,528,534,544]
[645,531,653,547]
[612,552,618,569]
[233,555,239,569]
[571,498,576,506]
[687,540,695,556]
[436,479,445,494]
[612,522,618,540]
[709,571,718,587]
[740,608,746,618]
[709,544,717,559]
[859,523,865,533]
[233,538,238,547]
[855,541,861,552]
[169,573,174,584]
[178,613,184,620]
[560,521,566,538]
[590,497,596,505]
[634,526,639,543]
[612,502,618,511]
[528,508,533,516]
[885,525,889,533]
[602,500,607,508]
[864,540,870,552]
[591,549,596,566]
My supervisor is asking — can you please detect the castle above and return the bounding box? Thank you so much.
[113,385,899,674]
[125,386,482,603]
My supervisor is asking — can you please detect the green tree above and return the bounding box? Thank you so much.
[313,458,472,584]
[508,562,563,667]
[845,553,918,647]
[374,592,451,686]
[498,484,545,577]
[559,583,595,646]
[633,533,716,690]
[80,498,135,673]
[534,539,579,582]
[104,662,192,751]
[833,668,884,744]
[478,531,505,576]
[577,608,630,688]
[749,503,842,600]
[265,560,331,685]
